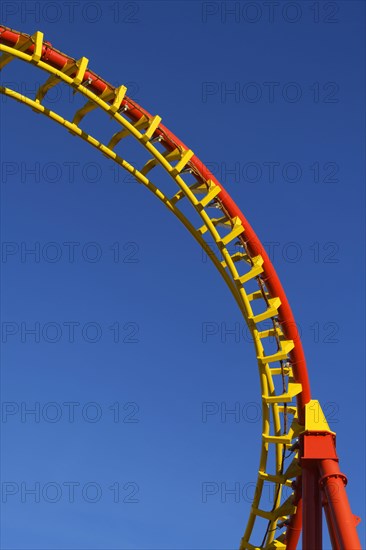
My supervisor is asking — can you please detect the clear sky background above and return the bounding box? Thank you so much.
[0,1,365,549]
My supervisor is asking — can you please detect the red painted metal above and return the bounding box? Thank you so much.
[285,497,303,550]
[302,465,323,549]
[319,458,362,549]
[323,493,341,550]
[300,431,362,549]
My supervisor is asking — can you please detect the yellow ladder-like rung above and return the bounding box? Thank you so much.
[267,540,287,549]
[190,183,210,196]
[258,470,287,485]
[36,58,91,102]
[273,496,296,519]
[257,327,284,340]
[258,339,294,365]
[263,379,302,404]
[251,497,296,524]
[108,85,127,114]
[0,52,14,70]
[251,507,276,521]
[171,149,194,175]
[140,115,162,143]
[197,180,221,207]
[72,86,120,125]
[142,148,181,177]
[248,289,268,301]
[235,255,264,285]
[278,405,297,416]
[220,251,249,269]
[108,115,149,149]
[269,537,287,549]
[211,216,231,228]
[72,57,89,86]
[283,458,302,480]
[249,296,281,324]
[270,366,293,376]
[220,216,244,246]
[73,100,97,125]
[263,433,293,446]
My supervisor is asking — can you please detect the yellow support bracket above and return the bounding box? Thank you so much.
[141,115,162,143]
[32,31,44,63]
[197,223,209,236]
[278,405,297,416]
[142,148,179,177]
[258,339,294,365]
[109,115,149,149]
[198,180,221,208]
[109,85,127,114]
[263,379,302,404]
[248,289,268,301]
[270,366,292,376]
[273,495,296,519]
[72,100,97,125]
[271,541,287,549]
[267,541,286,549]
[263,433,293,446]
[257,327,284,340]
[73,57,89,86]
[36,63,73,102]
[172,149,194,174]
[235,255,264,285]
[72,87,117,125]
[189,181,211,196]
[251,507,277,522]
[220,216,244,246]
[258,471,286,485]
[249,296,281,324]
[283,457,302,480]
[211,216,231,227]
[0,52,14,70]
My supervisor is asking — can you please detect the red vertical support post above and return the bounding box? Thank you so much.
[301,400,362,550]
[285,496,303,550]
[323,492,341,550]
[302,463,323,549]
[319,459,361,549]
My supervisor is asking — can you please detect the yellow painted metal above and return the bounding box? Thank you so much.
[198,180,221,207]
[173,148,194,174]
[0,34,305,549]
[73,57,89,85]
[235,255,264,285]
[303,400,335,434]
[109,85,127,114]
[141,115,162,142]
[263,380,302,404]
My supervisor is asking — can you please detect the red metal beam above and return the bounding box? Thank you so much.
[320,459,361,549]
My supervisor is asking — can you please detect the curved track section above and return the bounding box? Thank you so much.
[0,26,312,549]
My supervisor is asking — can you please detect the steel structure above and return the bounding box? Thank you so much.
[0,26,362,549]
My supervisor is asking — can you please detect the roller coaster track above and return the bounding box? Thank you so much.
[0,26,361,549]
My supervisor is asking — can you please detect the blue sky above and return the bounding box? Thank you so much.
[0,1,365,549]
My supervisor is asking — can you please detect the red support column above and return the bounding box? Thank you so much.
[302,464,323,549]
[301,424,361,550]
[323,491,341,550]
[319,459,361,549]
[285,495,302,550]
